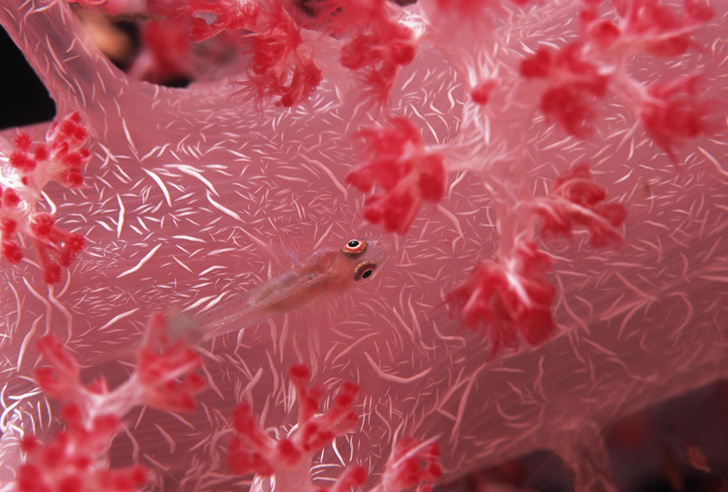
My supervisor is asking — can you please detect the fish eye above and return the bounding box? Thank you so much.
[342,239,367,257]
[354,261,376,281]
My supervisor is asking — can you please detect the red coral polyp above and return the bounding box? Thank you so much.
[136,313,206,412]
[638,75,712,163]
[381,436,443,491]
[533,163,628,248]
[29,212,86,284]
[250,8,302,75]
[520,43,610,137]
[229,4,324,109]
[446,240,556,358]
[346,118,447,234]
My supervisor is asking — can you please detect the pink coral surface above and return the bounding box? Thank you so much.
[1,0,727,491]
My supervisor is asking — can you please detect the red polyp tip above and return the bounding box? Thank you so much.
[347,465,367,484]
[470,80,495,105]
[277,438,302,466]
[1,239,23,265]
[385,437,442,489]
[58,236,85,267]
[60,403,84,427]
[684,0,713,22]
[29,213,55,239]
[129,465,149,486]
[9,151,36,172]
[1,217,17,235]
[416,154,447,202]
[289,364,311,382]
[71,125,89,145]
[329,465,367,491]
[92,414,122,437]
[2,188,21,208]
[520,48,552,78]
[336,381,361,405]
[41,261,61,284]
[37,335,73,368]
[20,436,41,454]
[586,19,621,50]
[13,132,33,152]
[33,144,49,162]
[365,185,419,234]
[232,402,257,434]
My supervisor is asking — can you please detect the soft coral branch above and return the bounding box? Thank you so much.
[315,0,420,110]
[18,406,148,492]
[227,365,441,491]
[227,365,361,482]
[519,43,610,138]
[521,0,714,160]
[33,312,206,416]
[637,74,713,164]
[1,112,90,283]
[20,312,206,491]
[229,4,323,109]
[376,436,442,492]
[448,164,626,357]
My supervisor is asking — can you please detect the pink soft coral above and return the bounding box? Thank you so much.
[22,312,205,492]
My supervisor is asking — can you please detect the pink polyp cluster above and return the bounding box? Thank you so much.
[227,365,361,479]
[34,314,207,415]
[227,364,441,490]
[532,163,628,248]
[638,74,713,163]
[446,239,556,358]
[345,117,447,234]
[520,0,713,159]
[18,409,148,492]
[225,4,323,109]
[1,112,89,283]
[447,164,626,356]
[380,436,442,492]
[20,313,207,491]
[520,43,610,137]
[9,112,90,189]
[320,0,418,108]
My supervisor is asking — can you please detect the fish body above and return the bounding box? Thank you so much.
[200,238,388,340]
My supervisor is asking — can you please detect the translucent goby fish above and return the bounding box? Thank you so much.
[198,238,388,341]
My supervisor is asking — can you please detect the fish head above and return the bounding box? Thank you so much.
[337,237,390,282]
